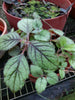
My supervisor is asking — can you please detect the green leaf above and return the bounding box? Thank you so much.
[33,12,41,19]
[63,44,75,51]
[4,54,29,92]
[58,56,67,68]
[8,46,21,56]
[17,19,33,34]
[35,77,47,93]
[28,41,59,71]
[56,36,74,48]
[49,28,64,36]
[32,29,42,34]
[34,30,50,41]
[59,69,65,79]
[47,71,58,85]
[69,59,75,69]
[30,65,43,77]
[33,19,42,29]
[0,32,21,50]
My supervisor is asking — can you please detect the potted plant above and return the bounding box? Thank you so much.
[2,0,71,30]
[0,18,7,59]
[0,13,75,94]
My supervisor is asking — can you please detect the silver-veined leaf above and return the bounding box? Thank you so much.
[34,30,50,41]
[59,69,65,79]
[17,18,33,34]
[35,77,47,93]
[4,54,29,92]
[0,32,21,50]
[28,41,59,71]
[47,71,58,85]
[30,65,43,77]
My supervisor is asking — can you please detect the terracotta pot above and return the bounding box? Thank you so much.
[0,18,7,36]
[0,18,7,59]
[69,0,75,19]
[2,0,71,30]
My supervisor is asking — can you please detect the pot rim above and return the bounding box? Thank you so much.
[0,18,7,35]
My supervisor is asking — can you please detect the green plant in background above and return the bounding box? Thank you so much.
[3,0,61,19]
[0,13,75,94]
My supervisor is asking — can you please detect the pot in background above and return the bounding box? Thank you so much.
[0,18,7,59]
[2,0,71,30]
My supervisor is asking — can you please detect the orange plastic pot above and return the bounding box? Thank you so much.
[0,18,7,59]
[2,0,71,30]
[0,18,7,36]
[69,0,75,19]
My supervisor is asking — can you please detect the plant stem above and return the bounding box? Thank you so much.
[41,19,53,29]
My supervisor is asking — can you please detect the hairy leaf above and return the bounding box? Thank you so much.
[4,54,29,92]
[0,32,21,50]
[47,71,58,85]
[35,77,47,93]
[18,19,33,34]
[34,30,50,41]
[28,41,59,71]
[30,65,43,77]
[59,69,65,79]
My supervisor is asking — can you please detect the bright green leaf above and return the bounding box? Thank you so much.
[35,77,47,93]
[0,32,21,50]
[30,65,43,77]
[63,44,75,51]
[50,28,64,36]
[47,71,58,85]
[34,30,50,41]
[4,54,29,92]
[56,36,74,48]
[17,18,33,34]
[59,69,65,79]
[69,59,75,69]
